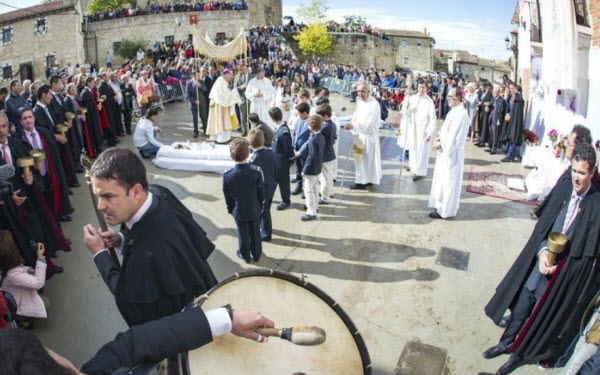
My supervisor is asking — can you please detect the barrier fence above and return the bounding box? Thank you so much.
[131,81,186,117]
[320,77,354,97]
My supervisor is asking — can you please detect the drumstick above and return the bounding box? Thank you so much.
[255,326,326,346]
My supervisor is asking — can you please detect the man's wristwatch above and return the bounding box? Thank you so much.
[223,303,234,322]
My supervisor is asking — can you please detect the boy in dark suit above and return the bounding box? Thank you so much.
[223,138,265,263]
[295,115,325,221]
[291,102,311,195]
[248,129,276,241]
[315,104,337,204]
[269,106,295,211]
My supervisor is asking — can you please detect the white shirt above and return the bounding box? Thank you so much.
[133,117,163,149]
[93,192,232,337]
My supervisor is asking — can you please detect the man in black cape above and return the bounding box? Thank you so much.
[79,77,105,155]
[488,85,507,155]
[484,143,600,375]
[98,72,123,138]
[63,82,84,170]
[477,82,493,147]
[83,148,218,326]
[501,83,524,163]
[20,107,74,222]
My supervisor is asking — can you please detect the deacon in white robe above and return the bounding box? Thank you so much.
[396,86,415,160]
[245,69,274,129]
[344,83,382,189]
[405,81,436,180]
[207,69,241,143]
[428,87,470,218]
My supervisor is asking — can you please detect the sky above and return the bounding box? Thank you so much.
[1,0,516,60]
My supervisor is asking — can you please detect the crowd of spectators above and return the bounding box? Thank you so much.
[86,1,248,22]
[325,24,390,42]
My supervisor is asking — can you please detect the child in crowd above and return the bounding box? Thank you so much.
[223,139,265,263]
[315,104,337,204]
[296,115,325,221]
[248,129,276,241]
[269,106,295,211]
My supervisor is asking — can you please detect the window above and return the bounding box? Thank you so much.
[417,42,422,47]
[165,35,174,45]
[1,27,13,44]
[34,17,47,35]
[403,57,408,65]
[2,65,12,80]
[113,41,121,55]
[46,54,56,68]
[574,0,589,26]
[401,39,407,47]
[481,67,485,71]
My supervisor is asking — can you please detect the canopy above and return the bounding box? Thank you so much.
[192,27,247,61]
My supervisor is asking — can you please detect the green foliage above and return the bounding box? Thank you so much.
[117,38,148,60]
[296,0,329,24]
[342,15,368,27]
[87,0,135,14]
[293,23,332,58]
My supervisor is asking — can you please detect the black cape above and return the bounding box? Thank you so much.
[63,96,83,169]
[115,184,218,326]
[79,87,104,155]
[98,82,123,136]
[503,93,525,146]
[485,180,600,366]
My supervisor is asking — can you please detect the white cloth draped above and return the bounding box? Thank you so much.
[406,94,437,176]
[351,97,382,185]
[428,105,469,218]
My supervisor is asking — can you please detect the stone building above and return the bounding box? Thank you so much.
[433,49,511,82]
[0,0,282,82]
[378,29,435,71]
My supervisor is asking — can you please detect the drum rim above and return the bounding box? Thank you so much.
[186,268,373,375]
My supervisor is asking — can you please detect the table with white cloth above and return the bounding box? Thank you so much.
[152,142,235,173]
[522,145,570,202]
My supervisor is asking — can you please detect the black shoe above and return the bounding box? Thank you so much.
[485,149,492,153]
[366,183,374,186]
[301,192,305,199]
[126,131,132,135]
[261,235,271,242]
[54,266,64,274]
[60,215,73,222]
[412,175,423,181]
[349,183,366,190]
[72,182,81,188]
[69,190,74,196]
[319,199,329,205]
[253,254,261,262]
[291,185,303,195]
[495,356,521,375]
[483,345,507,359]
[107,140,117,146]
[477,143,486,148]
[236,250,251,264]
[193,131,199,138]
[276,202,290,210]
[490,151,497,155]
[501,157,513,163]
[498,315,511,328]
[241,132,248,137]
[428,211,442,219]
[301,214,317,221]
[292,176,302,183]
[75,166,84,173]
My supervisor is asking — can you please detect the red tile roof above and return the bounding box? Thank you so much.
[0,0,75,25]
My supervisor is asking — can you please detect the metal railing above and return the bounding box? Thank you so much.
[320,77,354,97]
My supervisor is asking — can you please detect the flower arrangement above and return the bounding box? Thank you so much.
[554,135,568,159]
[548,129,559,143]
[523,129,539,145]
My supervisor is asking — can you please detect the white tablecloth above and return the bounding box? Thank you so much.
[523,145,570,201]
[152,142,235,174]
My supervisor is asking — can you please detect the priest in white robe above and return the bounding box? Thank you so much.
[428,87,470,219]
[207,69,241,143]
[405,80,436,181]
[245,69,274,129]
[344,83,382,190]
[396,86,415,161]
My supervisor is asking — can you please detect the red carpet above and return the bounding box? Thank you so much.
[466,165,539,205]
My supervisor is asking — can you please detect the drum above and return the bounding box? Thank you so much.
[181,269,372,374]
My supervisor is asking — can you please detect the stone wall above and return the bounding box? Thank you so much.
[386,35,433,71]
[458,62,509,82]
[590,0,600,47]
[0,8,85,82]
[87,10,249,67]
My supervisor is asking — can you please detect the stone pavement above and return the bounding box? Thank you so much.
[34,94,560,375]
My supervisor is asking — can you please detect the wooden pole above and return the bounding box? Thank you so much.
[193,28,202,134]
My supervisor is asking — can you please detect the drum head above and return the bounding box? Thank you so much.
[184,270,371,374]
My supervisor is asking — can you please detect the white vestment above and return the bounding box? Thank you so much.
[208,76,241,143]
[397,94,415,149]
[245,77,274,128]
[428,105,469,218]
[351,97,382,185]
[465,92,478,130]
[406,94,436,176]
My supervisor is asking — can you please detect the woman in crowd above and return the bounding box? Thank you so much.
[136,69,155,116]
[0,230,47,329]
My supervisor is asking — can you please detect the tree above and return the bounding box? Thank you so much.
[86,0,135,14]
[293,23,332,59]
[117,38,148,60]
[343,15,368,28]
[296,0,329,24]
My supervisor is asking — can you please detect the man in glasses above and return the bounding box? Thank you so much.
[343,83,382,190]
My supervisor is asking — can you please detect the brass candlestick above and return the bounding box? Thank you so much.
[547,232,568,265]
[16,157,34,185]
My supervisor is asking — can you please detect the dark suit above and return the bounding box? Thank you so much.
[292,117,310,187]
[272,122,294,204]
[185,79,208,134]
[320,120,337,163]
[301,133,325,176]
[235,73,254,134]
[249,148,276,238]
[223,163,265,261]
[33,103,58,132]
[81,305,212,375]
[478,91,493,145]
[49,93,66,125]
[489,95,507,152]
[120,82,135,134]
[255,121,274,147]
[63,95,84,167]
